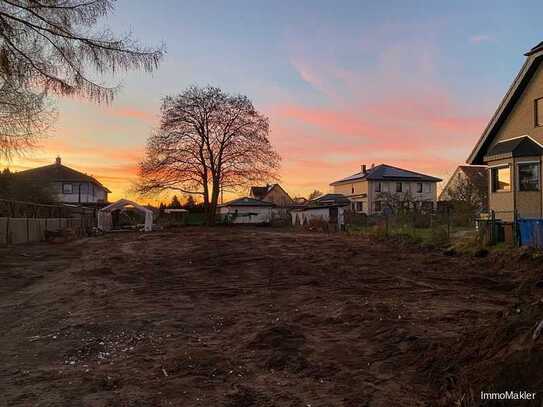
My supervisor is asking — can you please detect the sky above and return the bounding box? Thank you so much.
[6,0,543,202]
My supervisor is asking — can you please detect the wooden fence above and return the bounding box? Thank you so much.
[0,199,96,245]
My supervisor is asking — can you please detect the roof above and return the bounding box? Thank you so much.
[309,193,350,207]
[16,158,111,193]
[164,208,189,213]
[439,165,488,200]
[459,165,487,180]
[249,184,293,203]
[100,199,152,214]
[483,136,543,161]
[468,43,543,164]
[249,186,269,200]
[526,41,543,56]
[330,164,442,186]
[221,197,274,207]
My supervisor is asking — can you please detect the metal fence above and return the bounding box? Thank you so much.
[345,206,478,245]
[0,199,96,245]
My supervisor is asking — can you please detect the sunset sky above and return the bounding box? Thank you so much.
[5,0,543,202]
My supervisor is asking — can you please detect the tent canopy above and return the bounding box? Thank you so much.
[98,199,153,232]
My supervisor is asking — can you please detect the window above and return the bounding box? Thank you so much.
[518,162,540,191]
[416,183,423,193]
[491,166,511,192]
[355,202,363,212]
[396,182,403,193]
[351,202,356,211]
[63,183,73,194]
[374,201,382,212]
[424,183,431,193]
[536,97,543,127]
[375,182,382,192]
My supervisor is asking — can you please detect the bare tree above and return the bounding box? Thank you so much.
[308,189,323,201]
[0,0,164,159]
[136,86,281,224]
[0,82,55,160]
[376,191,418,213]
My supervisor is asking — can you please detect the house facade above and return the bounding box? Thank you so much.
[290,193,350,227]
[218,197,273,224]
[330,164,441,215]
[249,183,293,207]
[439,165,489,212]
[16,157,110,205]
[467,42,543,221]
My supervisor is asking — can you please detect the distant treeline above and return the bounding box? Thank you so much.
[158,195,205,213]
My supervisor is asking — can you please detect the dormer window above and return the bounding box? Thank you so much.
[535,97,543,127]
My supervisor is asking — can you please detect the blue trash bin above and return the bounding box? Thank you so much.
[518,219,543,248]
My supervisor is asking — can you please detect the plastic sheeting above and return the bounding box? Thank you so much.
[98,199,153,232]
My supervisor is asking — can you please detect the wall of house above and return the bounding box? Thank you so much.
[290,207,346,227]
[368,181,437,214]
[52,182,108,204]
[487,157,543,221]
[219,206,272,224]
[492,62,543,147]
[262,186,293,207]
[332,180,369,214]
[487,158,515,221]
[515,156,543,219]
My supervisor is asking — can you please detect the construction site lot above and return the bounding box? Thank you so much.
[2,228,543,407]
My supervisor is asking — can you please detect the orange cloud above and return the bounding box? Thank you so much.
[109,107,157,124]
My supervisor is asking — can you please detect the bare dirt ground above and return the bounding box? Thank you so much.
[1,228,542,406]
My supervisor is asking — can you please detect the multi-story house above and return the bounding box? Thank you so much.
[330,164,441,215]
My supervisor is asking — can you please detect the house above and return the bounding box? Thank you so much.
[218,197,273,224]
[330,164,441,214]
[249,183,293,207]
[439,165,489,211]
[467,41,543,221]
[15,157,110,205]
[290,193,350,228]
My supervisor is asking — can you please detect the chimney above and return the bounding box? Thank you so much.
[361,164,367,174]
[371,163,375,169]
[55,156,61,166]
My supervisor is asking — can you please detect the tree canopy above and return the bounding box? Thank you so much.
[137,85,280,224]
[0,0,164,159]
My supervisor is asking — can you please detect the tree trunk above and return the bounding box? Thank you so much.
[207,178,221,226]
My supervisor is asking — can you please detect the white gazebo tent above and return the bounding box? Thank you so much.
[98,199,154,232]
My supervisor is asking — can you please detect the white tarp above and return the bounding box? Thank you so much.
[98,199,153,232]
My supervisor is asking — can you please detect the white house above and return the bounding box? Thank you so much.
[330,164,442,214]
[290,193,350,228]
[219,197,273,224]
[15,157,111,205]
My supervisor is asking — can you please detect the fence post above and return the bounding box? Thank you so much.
[385,214,389,236]
[447,206,451,240]
[6,217,9,245]
[490,210,496,245]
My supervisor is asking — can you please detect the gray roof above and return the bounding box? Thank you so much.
[15,159,111,192]
[484,136,543,161]
[221,197,274,207]
[330,164,441,186]
[309,193,350,207]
